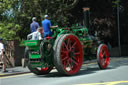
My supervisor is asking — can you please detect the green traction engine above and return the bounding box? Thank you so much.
[24,26,110,76]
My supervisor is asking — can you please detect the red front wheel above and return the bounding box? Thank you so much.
[54,34,83,75]
[97,44,110,69]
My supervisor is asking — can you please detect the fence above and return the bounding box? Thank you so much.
[4,40,25,67]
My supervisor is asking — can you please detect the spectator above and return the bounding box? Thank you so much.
[30,17,40,32]
[0,38,7,72]
[27,27,43,40]
[41,15,58,38]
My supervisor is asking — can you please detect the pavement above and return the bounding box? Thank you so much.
[0,66,30,77]
[0,57,127,77]
[0,60,97,77]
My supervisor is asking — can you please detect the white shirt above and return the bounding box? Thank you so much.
[0,42,4,55]
[27,31,42,40]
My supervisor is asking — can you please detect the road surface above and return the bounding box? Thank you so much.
[1,57,128,85]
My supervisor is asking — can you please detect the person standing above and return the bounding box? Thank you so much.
[0,38,7,72]
[41,15,58,38]
[30,17,40,32]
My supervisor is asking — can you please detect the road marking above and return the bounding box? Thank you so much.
[0,73,33,79]
[75,81,128,85]
[0,74,4,76]
[0,69,57,79]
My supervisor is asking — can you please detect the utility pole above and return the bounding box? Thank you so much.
[117,0,121,56]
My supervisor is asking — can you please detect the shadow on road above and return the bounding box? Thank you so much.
[31,57,128,78]
[33,66,113,78]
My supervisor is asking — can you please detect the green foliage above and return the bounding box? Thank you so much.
[0,0,21,40]
[0,22,21,40]
[0,0,80,40]
[0,0,127,47]
[112,0,120,7]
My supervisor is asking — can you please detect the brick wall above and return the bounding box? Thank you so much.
[4,40,25,67]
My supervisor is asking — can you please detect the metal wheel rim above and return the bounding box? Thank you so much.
[99,44,109,68]
[60,35,83,74]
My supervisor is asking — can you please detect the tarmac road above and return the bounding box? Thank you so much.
[0,57,128,85]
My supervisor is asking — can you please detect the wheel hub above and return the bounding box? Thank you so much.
[69,51,74,58]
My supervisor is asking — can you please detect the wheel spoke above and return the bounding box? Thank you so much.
[63,61,67,69]
[72,56,77,61]
[63,59,68,69]
[100,50,105,58]
[71,42,77,49]
[74,52,80,55]
[102,50,106,56]
[104,50,108,58]
[67,39,71,49]
[61,50,68,54]
[100,50,105,64]
[63,42,69,51]
[62,56,69,61]
[64,59,71,71]
[100,58,104,65]
[69,58,73,70]
[71,57,78,66]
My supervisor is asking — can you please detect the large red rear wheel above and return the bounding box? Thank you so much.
[97,44,110,69]
[54,34,83,75]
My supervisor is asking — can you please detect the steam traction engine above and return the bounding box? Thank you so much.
[24,9,110,76]
[24,26,109,76]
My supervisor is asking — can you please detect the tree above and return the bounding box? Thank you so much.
[1,0,128,47]
[0,0,21,40]
[15,0,80,39]
[1,0,80,40]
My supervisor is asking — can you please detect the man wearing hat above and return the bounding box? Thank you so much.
[41,15,58,38]
[0,38,7,72]
[30,17,40,32]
